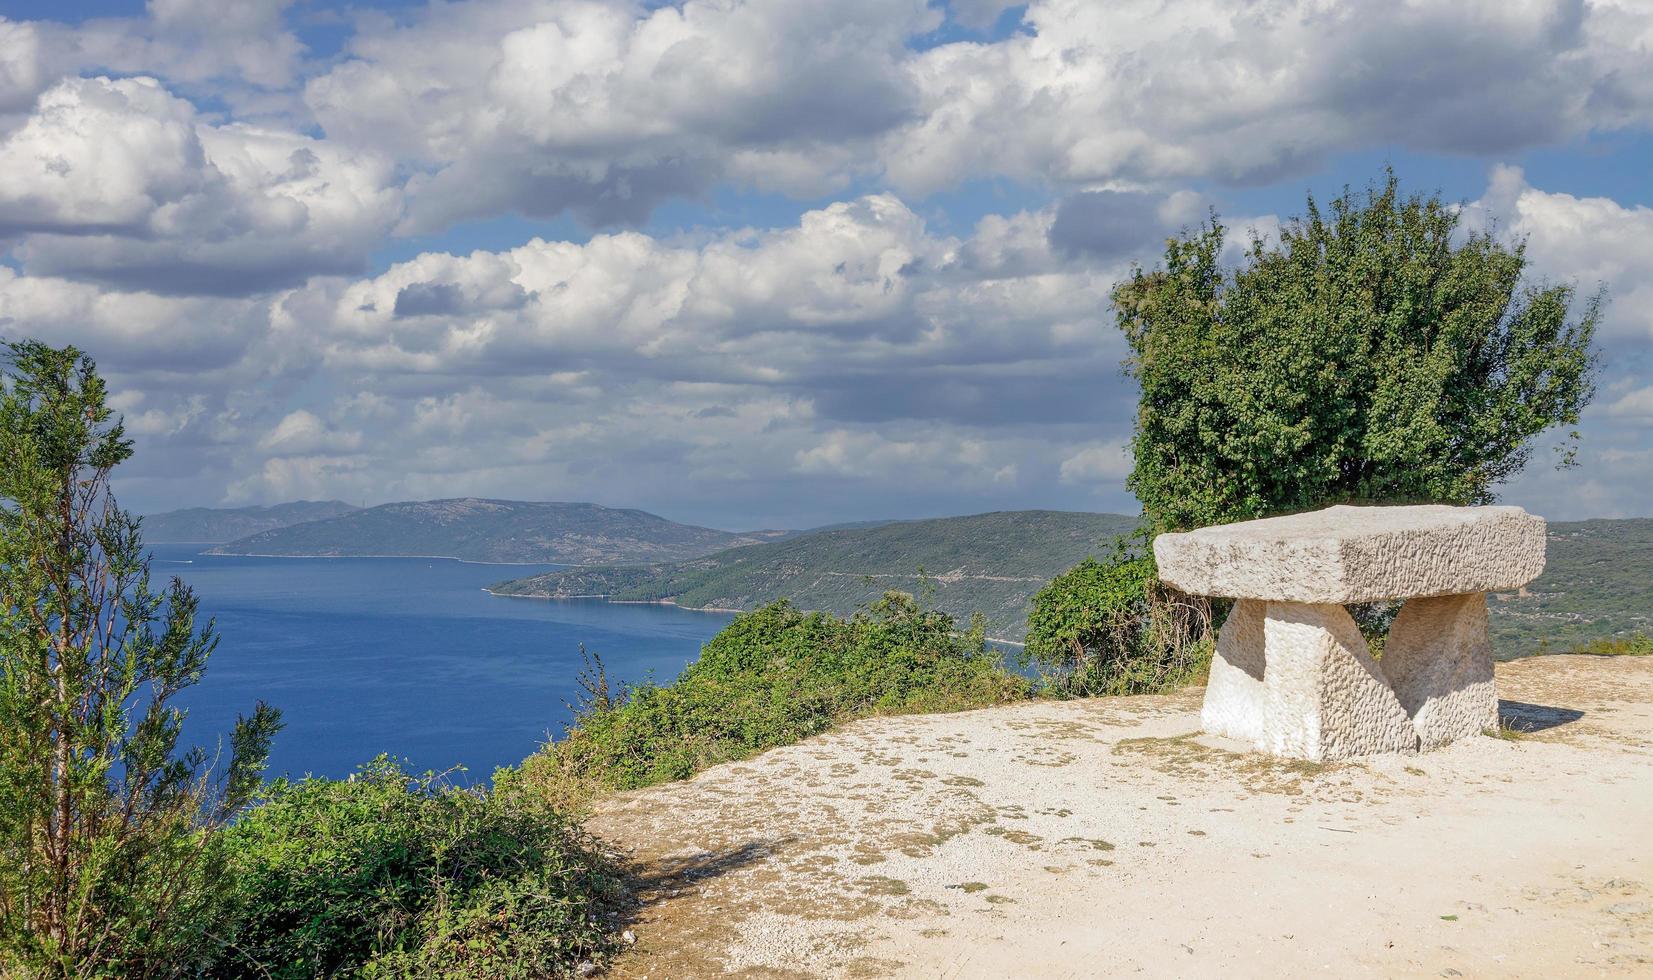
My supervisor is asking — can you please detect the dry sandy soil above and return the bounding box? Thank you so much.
[587,655,1653,978]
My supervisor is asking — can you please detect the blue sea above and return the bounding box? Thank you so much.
[150,544,733,782]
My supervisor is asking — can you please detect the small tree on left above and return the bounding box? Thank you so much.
[0,341,281,977]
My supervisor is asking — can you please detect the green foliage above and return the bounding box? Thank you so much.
[492,510,1141,640]
[1114,171,1600,532]
[525,594,1029,807]
[1570,633,1653,656]
[0,341,281,977]
[206,758,621,979]
[1023,536,1214,697]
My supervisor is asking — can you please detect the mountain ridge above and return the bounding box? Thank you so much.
[207,497,780,565]
[141,500,360,542]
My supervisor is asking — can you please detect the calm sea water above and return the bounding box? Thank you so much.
[150,543,732,782]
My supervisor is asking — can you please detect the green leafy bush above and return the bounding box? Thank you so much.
[1114,171,1599,533]
[205,758,621,979]
[1024,536,1213,697]
[525,593,1029,806]
[1090,171,1601,668]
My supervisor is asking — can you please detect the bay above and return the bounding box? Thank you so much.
[150,543,733,782]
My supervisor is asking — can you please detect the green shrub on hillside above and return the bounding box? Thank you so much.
[1114,170,1599,533]
[205,758,620,979]
[525,594,1029,807]
[1024,536,1214,697]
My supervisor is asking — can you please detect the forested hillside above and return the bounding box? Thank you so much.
[490,511,1141,640]
[493,513,1652,652]
[1489,518,1653,657]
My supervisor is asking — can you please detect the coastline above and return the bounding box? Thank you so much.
[481,588,1026,645]
[203,550,598,567]
[481,589,741,614]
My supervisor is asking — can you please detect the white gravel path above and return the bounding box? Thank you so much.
[589,654,1653,978]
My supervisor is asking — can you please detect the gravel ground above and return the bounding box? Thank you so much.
[588,654,1653,978]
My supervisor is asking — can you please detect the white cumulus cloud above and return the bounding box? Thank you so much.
[1059,442,1133,487]
[885,0,1653,193]
[0,76,401,294]
[306,0,936,229]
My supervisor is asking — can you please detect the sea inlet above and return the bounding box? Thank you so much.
[154,543,732,781]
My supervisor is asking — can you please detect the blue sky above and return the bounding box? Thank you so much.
[1,0,1650,529]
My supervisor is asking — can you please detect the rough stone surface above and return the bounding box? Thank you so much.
[1200,599,1267,744]
[1384,593,1499,749]
[1169,504,1546,758]
[1257,602,1418,760]
[1153,504,1547,603]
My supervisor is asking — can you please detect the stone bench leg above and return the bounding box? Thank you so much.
[1201,599,1268,744]
[1201,600,1418,760]
[1259,602,1418,760]
[1381,593,1497,750]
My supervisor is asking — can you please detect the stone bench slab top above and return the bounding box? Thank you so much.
[1153,504,1546,604]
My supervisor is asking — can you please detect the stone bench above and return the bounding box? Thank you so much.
[1153,505,1546,760]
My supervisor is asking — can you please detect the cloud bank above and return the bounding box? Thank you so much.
[0,0,1649,526]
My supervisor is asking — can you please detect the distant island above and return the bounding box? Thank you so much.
[204,498,789,565]
[488,510,1142,640]
[142,500,359,542]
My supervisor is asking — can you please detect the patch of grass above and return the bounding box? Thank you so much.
[1112,733,1336,795]
[523,595,1029,809]
[856,876,911,897]
[1487,721,1527,741]
[997,829,1043,847]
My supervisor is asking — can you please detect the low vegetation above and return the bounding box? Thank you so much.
[1024,535,1214,696]
[522,594,1030,808]
[1570,632,1653,656]
[204,759,621,978]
